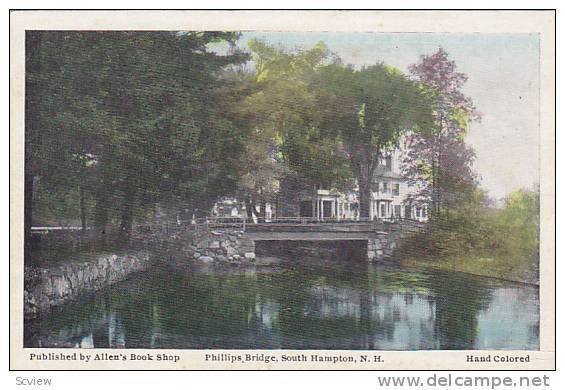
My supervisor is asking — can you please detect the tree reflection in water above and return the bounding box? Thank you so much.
[426,271,492,350]
[25,259,538,350]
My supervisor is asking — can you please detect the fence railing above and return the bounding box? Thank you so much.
[31,216,428,236]
[133,216,428,234]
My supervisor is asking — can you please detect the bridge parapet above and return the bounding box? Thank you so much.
[246,222,377,233]
[146,217,424,264]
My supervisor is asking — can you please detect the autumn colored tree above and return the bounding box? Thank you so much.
[403,48,480,218]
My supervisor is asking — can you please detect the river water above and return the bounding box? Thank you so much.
[25,259,539,350]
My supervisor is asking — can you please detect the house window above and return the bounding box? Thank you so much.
[383,182,389,193]
[380,203,387,217]
[393,183,400,196]
[394,205,401,217]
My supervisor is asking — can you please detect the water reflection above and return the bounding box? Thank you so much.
[25,261,539,350]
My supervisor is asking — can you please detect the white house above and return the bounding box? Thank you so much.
[295,147,428,222]
[212,141,428,223]
[368,149,428,222]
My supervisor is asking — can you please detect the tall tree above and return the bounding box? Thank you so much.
[404,48,480,218]
[317,63,434,218]
[234,40,352,220]
[25,31,248,241]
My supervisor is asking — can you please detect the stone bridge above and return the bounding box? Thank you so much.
[183,219,424,263]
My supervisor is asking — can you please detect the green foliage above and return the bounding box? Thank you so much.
[235,43,434,217]
[315,62,434,216]
[28,36,437,229]
[239,40,353,195]
[27,31,248,230]
[401,188,539,283]
[318,63,434,151]
[498,188,539,253]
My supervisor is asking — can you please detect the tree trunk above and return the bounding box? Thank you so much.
[257,202,266,223]
[94,185,110,236]
[434,114,445,220]
[245,196,255,223]
[357,155,375,220]
[120,186,135,238]
[24,31,42,265]
[436,131,442,219]
[358,181,372,219]
[24,168,34,263]
[79,173,86,231]
[431,154,438,220]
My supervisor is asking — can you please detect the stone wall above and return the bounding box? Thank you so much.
[177,227,401,264]
[367,231,400,262]
[24,227,258,319]
[162,223,407,264]
[171,228,256,264]
[24,251,152,318]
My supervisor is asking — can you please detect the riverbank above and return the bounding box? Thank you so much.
[24,250,153,318]
[24,225,265,319]
[400,256,539,286]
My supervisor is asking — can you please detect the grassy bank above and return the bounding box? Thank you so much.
[399,189,539,285]
[400,256,538,285]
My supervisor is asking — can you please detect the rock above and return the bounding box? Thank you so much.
[244,252,256,260]
[198,256,214,263]
[192,252,201,259]
[225,246,237,257]
[209,241,220,249]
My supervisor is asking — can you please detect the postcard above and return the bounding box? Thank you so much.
[9,10,555,370]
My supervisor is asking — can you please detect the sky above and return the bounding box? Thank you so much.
[235,32,540,200]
